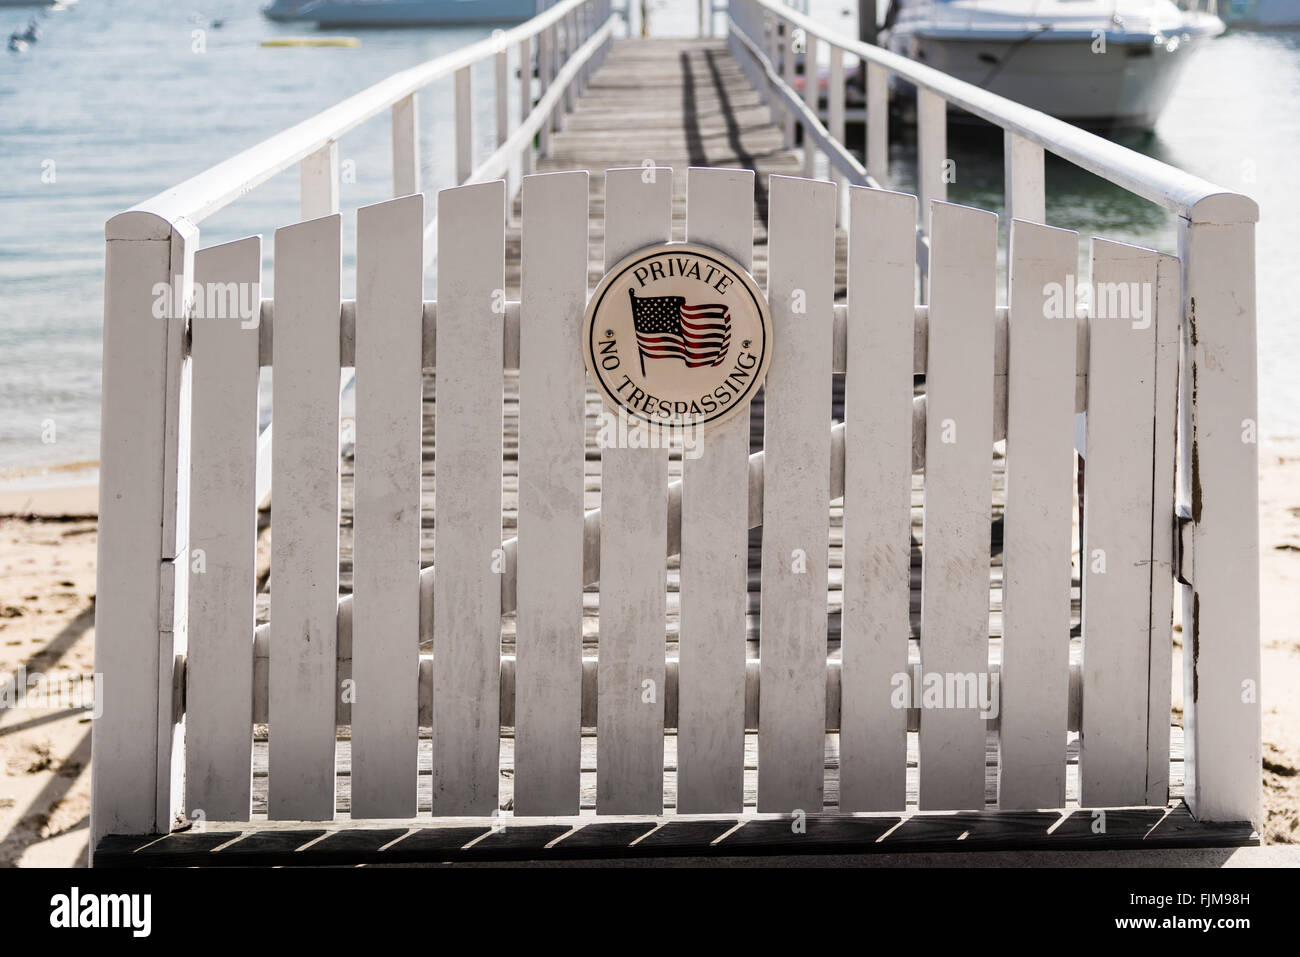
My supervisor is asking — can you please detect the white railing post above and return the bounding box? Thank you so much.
[391,93,420,197]
[779,19,795,147]
[539,27,553,154]
[1004,130,1045,296]
[916,87,945,299]
[866,61,888,186]
[565,11,578,115]
[520,36,535,174]
[801,32,818,178]
[495,46,510,150]
[93,212,196,854]
[455,65,473,184]
[1178,199,1262,826]
[828,45,844,220]
[300,141,339,220]
[549,25,563,133]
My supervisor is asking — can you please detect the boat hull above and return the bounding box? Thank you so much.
[264,0,538,27]
[884,30,1214,129]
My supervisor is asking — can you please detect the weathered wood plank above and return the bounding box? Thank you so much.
[676,166,754,814]
[839,186,916,812]
[431,181,507,815]
[917,201,998,811]
[1079,238,1158,808]
[186,235,261,822]
[997,219,1077,810]
[514,171,591,815]
[268,214,342,821]
[596,166,672,815]
[351,194,424,818]
[756,174,837,813]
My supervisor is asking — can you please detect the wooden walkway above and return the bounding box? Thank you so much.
[251,39,1181,816]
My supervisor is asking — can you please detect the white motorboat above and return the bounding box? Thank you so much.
[880,0,1226,129]
[263,0,540,26]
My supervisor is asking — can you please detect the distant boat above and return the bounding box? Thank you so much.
[880,0,1225,130]
[263,0,540,26]
[0,1,76,7]
[1219,0,1300,27]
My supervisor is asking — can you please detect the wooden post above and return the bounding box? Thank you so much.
[300,141,339,220]
[779,19,795,147]
[495,47,510,149]
[1178,197,1262,826]
[93,212,195,853]
[866,62,888,187]
[801,33,818,178]
[391,92,420,197]
[455,65,473,184]
[519,37,534,174]
[828,45,845,219]
[539,27,552,155]
[1003,130,1045,298]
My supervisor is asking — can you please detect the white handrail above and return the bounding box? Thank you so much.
[108,0,611,239]
[732,0,1256,223]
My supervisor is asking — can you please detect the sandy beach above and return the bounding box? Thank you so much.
[0,447,1295,866]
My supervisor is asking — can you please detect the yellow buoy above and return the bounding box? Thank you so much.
[261,36,360,48]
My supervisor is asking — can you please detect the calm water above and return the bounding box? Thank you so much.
[1,0,1297,479]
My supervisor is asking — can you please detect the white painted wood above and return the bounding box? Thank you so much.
[351,194,424,819]
[757,174,836,813]
[1145,252,1179,807]
[519,37,534,174]
[918,200,997,811]
[801,33,818,178]
[996,218,1077,810]
[1178,215,1261,824]
[866,63,888,187]
[1079,237,1158,808]
[92,217,178,847]
[676,167,754,814]
[539,28,553,155]
[185,235,261,822]
[839,185,916,812]
[564,12,578,115]
[431,181,506,815]
[779,19,795,147]
[917,89,946,233]
[391,93,420,197]
[1004,131,1045,225]
[268,213,342,821]
[495,48,510,148]
[827,47,845,209]
[455,66,473,184]
[596,166,672,815]
[514,171,590,815]
[300,142,339,221]
[549,25,563,133]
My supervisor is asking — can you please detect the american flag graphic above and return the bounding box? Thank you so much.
[628,288,731,375]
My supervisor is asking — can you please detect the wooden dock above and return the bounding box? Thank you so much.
[243,38,1179,817]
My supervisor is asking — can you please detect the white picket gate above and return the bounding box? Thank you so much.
[90,0,1263,862]
[101,164,1199,836]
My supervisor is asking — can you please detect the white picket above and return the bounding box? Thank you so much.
[1079,238,1158,808]
[917,200,997,811]
[676,167,754,814]
[185,235,261,821]
[596,166,671,815]
[351,194,424,819]
[431,181,507,815]
[996,218,1077,810]
[756,174,836,813]
[268,214,342,821]
[839,186,916,812]
[514,170,590,815]
[1145,252,1181,806]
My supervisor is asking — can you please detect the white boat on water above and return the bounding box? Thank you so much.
[263,0,540,26]
[880,0,1226,129]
